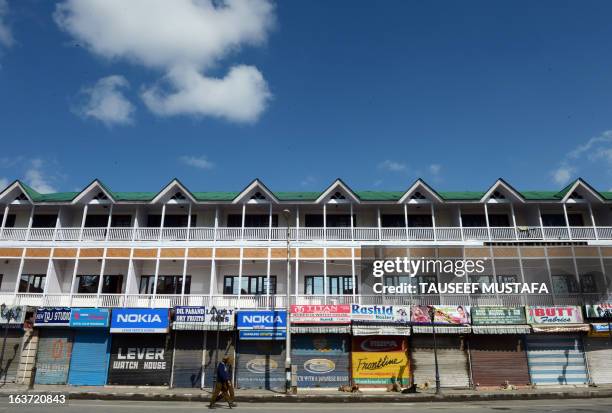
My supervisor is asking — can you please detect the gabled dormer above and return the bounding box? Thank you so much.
[71,179,115,205]
[480,178,524,204]
[316,179,360,204]
[151,179,196,204]
[0,180,36,205]
[558,178,603,204]
[232,179,278,204]
[398,179,443,204]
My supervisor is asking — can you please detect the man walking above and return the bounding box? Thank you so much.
[209,356,236,409]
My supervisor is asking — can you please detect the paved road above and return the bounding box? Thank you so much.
[1,399,612,413]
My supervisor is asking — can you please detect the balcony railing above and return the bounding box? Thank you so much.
[3,292,607,309]
[1,226,611,243]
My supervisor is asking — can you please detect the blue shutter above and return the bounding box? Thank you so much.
[68,330,110,386]
[35,329,73,385]
[526,334,588,385]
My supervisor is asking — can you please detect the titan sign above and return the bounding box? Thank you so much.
[111,308,169,333]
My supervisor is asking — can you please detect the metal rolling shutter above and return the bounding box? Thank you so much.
[35,329,73,385]
[469,335,530,387]
[172,331,204,388]
[68,330,110,386]
[0,330,22,384]
[236,340,285,390]
[107,334,173,386]
[411,336,470,388]
[526,334,588,386]
[584,337,612,385]
[292,334,350,388]
[203,331,235,389]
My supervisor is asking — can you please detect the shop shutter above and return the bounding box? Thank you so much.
[204,331,235,389]
[584,337,612,385]
[236,340,285,390]
[526,334,588,385]
[411,336,470,388]
[0,330,22,384]
[469,335,530,387]
[35,329,73,385]
[172,331,204,388]
[68,330,110,386]
[107,334,173,386]
[292,334,350,388]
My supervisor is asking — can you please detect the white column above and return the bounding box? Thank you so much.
[350,203,354,241]
[323,203,327,241]
[458,205,464,240]
[13,248,27,295]
[296,206,300,241]
[105,204,114,241]
[186,203,192,240]
[237,247,244,305]
[151,248,161,306]
[132,206,139,241]
[403,203,409,240]
[52,206,62,241]
[351,247,356,301]
[268,203,273,241]
[562,203,572,240]
[294,249,299,296]
[79,204,88,241]
[241,203,246,240]
[68,252,80,306]
[537,205,545,237]
[266,247,271,309]
[123,249,134,307]
[510,203,518,240]
[0,204,9,239]
[587,203,598,239]
[159,203,166,241]
[430,202,437,241]
[484,202,491,240]
[96,251,108,307]
[377,207,381,241]
[181,248,188,300]
[214,206,219,241]
[25,205,35,240]
[209,255,216,302]
[323,248,327,302]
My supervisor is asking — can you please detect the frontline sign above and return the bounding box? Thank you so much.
[237,310,287,330]
[111,308,169,333]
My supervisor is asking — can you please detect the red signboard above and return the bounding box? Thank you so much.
[290,304,351,324]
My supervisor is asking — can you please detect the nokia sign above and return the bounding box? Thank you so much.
[237,310,287,330]
[110,308,169,333]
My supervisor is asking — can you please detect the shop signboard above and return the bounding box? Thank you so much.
[70,308,110,327]
[526,306,583,324]
[584,303,612,319]
[237,310,286,330]
[411,305,470,325]
[34,307,71,327]
[110,308,169,333]
[0,305,25,325]
[471,307,526,325]
[290,305,351,324]
[351,336,409,385]
[350,304,410,323]
[239,330,286,340]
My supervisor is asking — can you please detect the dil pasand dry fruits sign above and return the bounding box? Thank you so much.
[351,336,410,385]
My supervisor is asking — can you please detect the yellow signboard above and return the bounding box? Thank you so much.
[351,351,410,384]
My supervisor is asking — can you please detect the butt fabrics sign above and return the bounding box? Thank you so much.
[290,305,351,324]
[526,306,584,324]
[410,305,470,324]
[70,308,110,327]
[350,304,410,323]
[110,308,169,333]
[471,307,526,325]
[584,303,612,319]
[237,310,287,330]
[34,307,71,326]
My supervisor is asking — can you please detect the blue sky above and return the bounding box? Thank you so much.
[1,0,612,194]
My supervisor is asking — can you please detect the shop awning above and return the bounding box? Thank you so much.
[471,325,531,334]
[172,322,234,331]
[290,325,351,334]
[352,326,411,336]
[531,324,590,333]
[412,325,471,334]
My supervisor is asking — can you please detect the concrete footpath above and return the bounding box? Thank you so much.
[0,384,611,403]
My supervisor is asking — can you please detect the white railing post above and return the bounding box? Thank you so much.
[79,204,88,241]
[159,203,166,241]
[0,204,9,240]
[25,205,35,241]
[587,203,598,240]
[458,205,464,241]
[186,203,192,241]
[105,204,114,241]
[483,202,491,241]
[510,203,518,241]
[241,203,246,240]
[350,203,354,242]
[323,204,327,242]
[377,207,381,241]
[404,203,409,241]
[562,203,572,241]
[431,202,437,242]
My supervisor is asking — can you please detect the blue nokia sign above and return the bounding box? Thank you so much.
[110,308,169,333]
[237,310,287,330]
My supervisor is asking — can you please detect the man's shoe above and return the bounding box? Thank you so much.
[230,403,237,408]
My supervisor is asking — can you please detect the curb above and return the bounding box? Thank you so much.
[1,389,612,403]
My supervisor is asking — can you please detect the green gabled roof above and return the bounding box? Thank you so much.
[1,178,610,203]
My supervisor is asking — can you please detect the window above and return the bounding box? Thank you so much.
[111,215,132,227]
[408,215,433,227]
[304,214,356,227]
[32,214,57,228]
[139,275,191,294]
[470,274,493,284]
[411,192,427,200]
[381,214,405,227]
[488,214,510,227]
[0,214,16,228]
[227,214,278,227]
[541,214,566,227]
[330,191,346,200]
[497,274,518,284]
[461,214,487,227]
[223,276,276,295]
[552,274,579,294]
[147,214,197,227]
[491,191,506,200]
[568,214,584,226]
[76,275,123,294]
[250,192,266,201]
[580,273,598,293]
[304,276,356,295]
[93,191,109,201]
[19,274,45,293]
[85,215,109,228]
[170,192,186,201]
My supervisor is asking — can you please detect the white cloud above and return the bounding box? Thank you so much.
[55,0,275,122]
[551,165,576,185]
[378,160,407,172]
[24,159,56,193]
[180,155,215,170]
[300,175,316,187]
[78,75,135,126]
[0,0,13,49]
[429,164,441,175]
